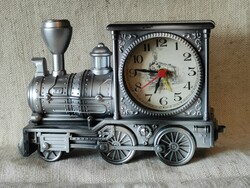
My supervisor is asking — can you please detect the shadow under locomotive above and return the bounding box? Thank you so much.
[18,19,225,166]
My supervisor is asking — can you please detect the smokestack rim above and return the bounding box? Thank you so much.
[42,19,71,28]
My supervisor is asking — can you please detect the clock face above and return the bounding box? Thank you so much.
[120,33,203,115]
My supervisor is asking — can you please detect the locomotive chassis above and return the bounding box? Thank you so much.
[21,115,221,165]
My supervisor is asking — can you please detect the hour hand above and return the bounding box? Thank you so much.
[154,77,161,93]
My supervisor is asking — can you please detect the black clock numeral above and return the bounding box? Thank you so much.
[174,92,182,102]
[156,38,167,47]
[188,67,197,76]
[145,94,152,102]
[183,52,192,61]
[134,82,142,92]
[128,69,137,77]
[175,42,179,50]
[143,43,150,51]
[159,97,168,106]
[134,55,143,64]
[184,81,192,90]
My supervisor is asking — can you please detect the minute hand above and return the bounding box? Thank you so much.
[135,69,158,74]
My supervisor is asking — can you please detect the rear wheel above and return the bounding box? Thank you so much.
[154,127,195,166]
[99,126,137,165]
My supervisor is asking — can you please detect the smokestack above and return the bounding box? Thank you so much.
[41,19,72,77]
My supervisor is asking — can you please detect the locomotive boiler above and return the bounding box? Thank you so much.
[19,19,224,166]
[28,21,113,122]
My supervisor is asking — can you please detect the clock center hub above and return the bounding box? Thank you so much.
[158,69,168,78]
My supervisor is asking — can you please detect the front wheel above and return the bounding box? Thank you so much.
[38,150,63,162]
[154,127,195,166]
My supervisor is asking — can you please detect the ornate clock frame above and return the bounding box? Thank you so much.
[107,21,214,120]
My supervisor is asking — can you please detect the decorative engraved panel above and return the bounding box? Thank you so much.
[183,33,202,52]
[183,98,202,116]
[118,34,137,53]
[120,97,138,116]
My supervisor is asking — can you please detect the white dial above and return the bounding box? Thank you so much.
[121,33,203,115]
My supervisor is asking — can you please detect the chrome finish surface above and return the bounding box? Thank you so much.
[41,19,72,76]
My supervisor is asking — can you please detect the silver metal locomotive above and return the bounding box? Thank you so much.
[19,19,224,166]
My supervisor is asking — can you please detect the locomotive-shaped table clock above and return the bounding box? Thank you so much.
[19,19,224,166]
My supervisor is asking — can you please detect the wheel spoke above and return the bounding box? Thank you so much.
[169,151,174,161]
[52,151,57,157]
[112,150,117,160]
[170,132,174,142]
[174,151,178,162]
[106,150,112,157]
[113,150,118,160]
[164,135,172,143]
[175,132,179,143]
[179,147,189,153]
[179,140,190,147]
[164,149,171,158]
[117,150,121,160]
[115,150,120,160]
[177,150,185,160]
[161,138,170,145]
[113,134,118,142]
[120,139,131,145]
[180,146,190,151]
[45,151,50,159]
[120,150,127,157]
[116,131,121,142]
[176,135,185,144]
[119,134,128,144]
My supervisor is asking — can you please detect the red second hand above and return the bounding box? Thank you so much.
[141,74,159,90]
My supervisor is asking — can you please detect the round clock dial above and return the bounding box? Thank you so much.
[120,33,203,115]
